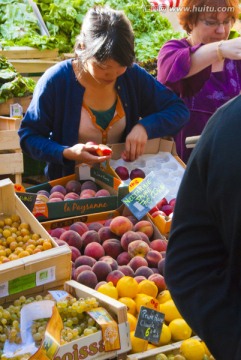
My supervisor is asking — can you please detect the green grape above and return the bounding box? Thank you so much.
[33,332,42,342]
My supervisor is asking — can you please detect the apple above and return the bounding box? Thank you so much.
[156,197,168,209]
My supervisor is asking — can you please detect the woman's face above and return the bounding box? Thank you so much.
[190,12,233,44]
[85,58,127,86]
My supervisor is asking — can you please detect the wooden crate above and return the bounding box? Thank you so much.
[0,116,24,183]
[0,178,72,304]
[0,46,60,81]
[0,95,32,116]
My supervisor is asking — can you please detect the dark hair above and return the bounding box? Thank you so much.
[178,0,239,33]
[74,6,135,67]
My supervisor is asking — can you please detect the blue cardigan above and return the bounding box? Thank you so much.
[19,59,189,180]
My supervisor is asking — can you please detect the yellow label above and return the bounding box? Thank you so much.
[87,307,120,352]
[129,178,144,192]
[30,305,63,360]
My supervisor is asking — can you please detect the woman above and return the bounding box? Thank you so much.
[18,6,189,180]
[157,0,241,163]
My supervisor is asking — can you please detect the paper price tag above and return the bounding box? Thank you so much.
[122,171,169,220]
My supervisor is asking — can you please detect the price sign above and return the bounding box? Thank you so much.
[135,306,165,344]
[122,171,169,220]
[16,192,37,212]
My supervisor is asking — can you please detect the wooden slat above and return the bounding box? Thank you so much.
[0,130,20,150]
[0,152,23,174]
[0,96,32,116]
[0,46,59,59]
[9,59,58,73]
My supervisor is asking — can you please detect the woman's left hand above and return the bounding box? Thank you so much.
[122,124,148,161]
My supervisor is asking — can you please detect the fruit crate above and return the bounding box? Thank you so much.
[0,46,60,82]
[24,166,124,222]
[0,279,130,360]
[127,336,201,360]
[0,95,32,116]
[0,116,23,184]
[0,178,72,305]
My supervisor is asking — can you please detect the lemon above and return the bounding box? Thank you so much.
[147,343,157,350]
[157,289,172,304]
[158,323,171,345]
[201,341,212,356]
[137,279,158,298]
[127,313,137,331]
[180,338,205,360]
[159,299,182,323]
[129,330,148,353]
[116,276,139,298]
[168,318,192,341]
[155,354,168,360]
[133,293,155,313]
[97,281,118,299]
[118,297,136,315]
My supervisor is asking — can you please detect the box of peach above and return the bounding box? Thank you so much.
[0,279,131,360]
[0,178,72,306]
[109,138,186,236]
[20,164,125,222]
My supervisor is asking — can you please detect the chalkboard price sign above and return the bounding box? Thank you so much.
[16,192,37,212]
[134,306,165,344]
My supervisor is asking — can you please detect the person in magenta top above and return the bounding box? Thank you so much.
[157,0,241,163]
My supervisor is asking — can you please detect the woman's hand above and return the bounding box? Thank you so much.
[122,124,148,161]
[63,143,112,164]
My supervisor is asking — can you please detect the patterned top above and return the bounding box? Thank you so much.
[157,38,241,163]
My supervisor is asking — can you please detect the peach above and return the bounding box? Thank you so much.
[49,191,65,200]
[65,180,82,194]
[60,230,82,250]
[135,231,151,245]
[54,239,67,246]
[92,261,112,282]
[128,256,148,272]
[74,255,96,268]
[84,242,105,260]
[102,238,123,258]
[73,265,92,280]
[80,189,96,198]
[64,192,80,200]
[130,168,145,180]
[115,166,129,181]
[161,251,166,258]
[76,270,98,289]
[81,180,98,192]
[145,250,163,268]
[116,252,132,266]
[148,273,166,292]
[50,185,67,196]
[104,219,112,226]
[150,239,168,252]
[96,144,112,156]
[99,256,118,271]
[120,231,142,251]
[37,190,50,197]
[134,275,146,283]
[88,222,103,232]
[118,265,135,277]
[95,189,111,197]
[81,230,101,248]
[69,222,88,236]
[50,227,66,238]
[48,198,63,202]
[69,246,81,262]
[36,194,49,203]
[157,258,165,276]
[133,220,154,239]
[126,215,138,225]
[106,270,125,286]
[128,240,150,258]
[98,226,117,243]
[109,216,133,236]
[134,266,154,279]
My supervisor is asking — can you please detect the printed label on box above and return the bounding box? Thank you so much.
[122,172,169,220]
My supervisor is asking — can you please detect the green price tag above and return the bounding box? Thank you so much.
[9,273,36,295]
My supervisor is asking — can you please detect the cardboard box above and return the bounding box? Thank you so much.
[109,138,186,236]
[0,116,23,184]
[24,166,125,222]
[0,178,72,304]
[0,279,130,360]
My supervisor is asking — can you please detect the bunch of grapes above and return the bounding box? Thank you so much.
[0,293,100,354]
